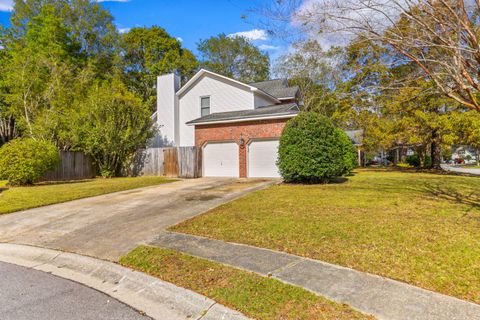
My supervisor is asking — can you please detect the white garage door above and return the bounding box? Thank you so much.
[203,142,239,177]
[248,139,281,178]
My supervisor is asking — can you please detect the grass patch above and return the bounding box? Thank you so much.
[0,176,173,214]
[120,245,371,320]
[171,169,480,303]
[463,165,480,169]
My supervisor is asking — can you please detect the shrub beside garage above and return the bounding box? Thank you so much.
[278,112,356,183]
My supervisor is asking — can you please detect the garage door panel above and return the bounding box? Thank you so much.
[248,139,281,178]
[203,142,239,177]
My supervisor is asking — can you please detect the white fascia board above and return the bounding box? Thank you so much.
[186,113,297,126]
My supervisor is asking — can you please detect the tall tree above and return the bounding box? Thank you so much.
[120,26,198,110]
[274,40,340,114]
[9,0,118,75]
[273,0,480,111]
[2,3,94,148]
[197,34,269,83]
[0,33,18,145]
[330,39,459,168]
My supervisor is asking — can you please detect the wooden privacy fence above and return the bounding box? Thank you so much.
[134,147,201,178]
[43,151,96,181]
[163,148,178,177]
[177,147,202,178]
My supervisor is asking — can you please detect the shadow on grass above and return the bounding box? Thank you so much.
[0,187,8,194]
[421,183,480,211]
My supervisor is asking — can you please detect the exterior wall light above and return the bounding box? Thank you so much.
[239,134,245,147]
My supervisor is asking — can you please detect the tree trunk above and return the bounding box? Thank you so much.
[477,149,480,167]
[394,148,399,165]
[0,115,17,145]
[418,146,426,168]
[430,130,442,169]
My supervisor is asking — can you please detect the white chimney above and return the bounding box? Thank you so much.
[156,73,180,147]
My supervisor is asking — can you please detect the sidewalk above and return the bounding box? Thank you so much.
[0,243,248,320]
[151,232,480,320]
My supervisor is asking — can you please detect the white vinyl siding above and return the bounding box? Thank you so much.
[203,142,239,177]
[178,74,255,146]
[254,94,276,108]
[248,139,281,178]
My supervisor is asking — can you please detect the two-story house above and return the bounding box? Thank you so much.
[154,69,300,178]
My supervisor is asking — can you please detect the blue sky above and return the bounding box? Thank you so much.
[0,0,289,59]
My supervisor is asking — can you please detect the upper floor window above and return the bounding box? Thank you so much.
[201,96,210,117]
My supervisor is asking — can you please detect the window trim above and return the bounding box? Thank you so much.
[200,96,211,117]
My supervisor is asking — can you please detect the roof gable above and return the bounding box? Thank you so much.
[176,69,280,103]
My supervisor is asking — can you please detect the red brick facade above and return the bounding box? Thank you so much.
[195,118,290,178]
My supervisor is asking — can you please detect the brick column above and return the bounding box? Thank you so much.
[239,140,248,178]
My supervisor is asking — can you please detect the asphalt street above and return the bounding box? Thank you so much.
[0,261,150,320]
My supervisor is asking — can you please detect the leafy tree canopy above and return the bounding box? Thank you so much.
[120,26,198,109]
[9,0,118,70]
[197,33,269,83]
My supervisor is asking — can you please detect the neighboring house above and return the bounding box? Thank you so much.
[451,146,477,162]
[153,69,301,178]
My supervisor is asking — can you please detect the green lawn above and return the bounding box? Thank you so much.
[120,246,371,320]
[171,169,480,304]
[0,176,173,214]
[463,164,480,169]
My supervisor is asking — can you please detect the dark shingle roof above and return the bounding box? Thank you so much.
[249,79,299,100]
[186,103,299,125]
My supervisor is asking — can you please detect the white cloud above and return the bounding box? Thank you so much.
[0,0,13,12]
[228,29,268,41]
[258,44,280,51]
[293,0,406,49]
[96,0,130,2]
[176,37,183,42]
[118,27,131,34]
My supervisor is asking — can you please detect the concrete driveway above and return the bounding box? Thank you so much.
[0,178,273,261]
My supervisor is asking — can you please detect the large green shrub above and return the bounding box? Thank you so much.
[278,112,356,183]
[0,138,60,185]
[73,79,154,178]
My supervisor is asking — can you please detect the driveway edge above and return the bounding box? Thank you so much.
[0,243,248,320]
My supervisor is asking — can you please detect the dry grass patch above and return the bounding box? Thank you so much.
[171,169,480,303]
[120,245,372,320]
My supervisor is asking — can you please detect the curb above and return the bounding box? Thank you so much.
[152,232,480,320]
[0,243,248,320]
